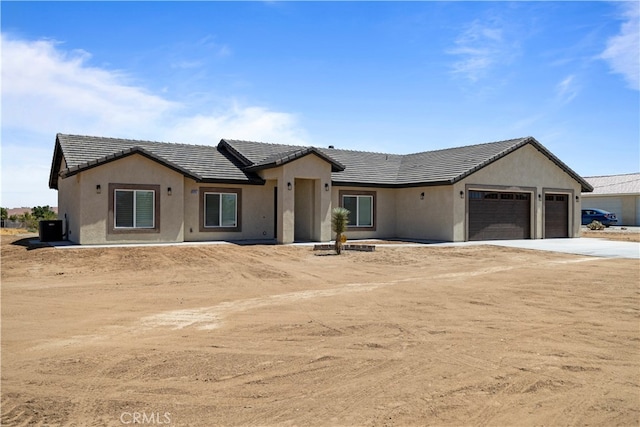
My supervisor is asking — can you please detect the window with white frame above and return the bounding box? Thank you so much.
[342,193,374,227]
[114,189,155,228]
[204,192,238,228]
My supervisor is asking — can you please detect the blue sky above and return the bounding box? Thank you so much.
[1,1,638,208]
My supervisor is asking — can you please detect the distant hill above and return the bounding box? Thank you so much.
[6,207,58,217]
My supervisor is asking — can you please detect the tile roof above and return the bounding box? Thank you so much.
[50,134,264,189]
[220,140,345,172]
[50,133,592,192]
[582,173,640,195]
[223,137,592,190]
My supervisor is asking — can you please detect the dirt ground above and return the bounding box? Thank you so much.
[1,234,639,426]
[581,229,640,242]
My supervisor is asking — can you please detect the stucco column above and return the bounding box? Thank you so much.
[279,175,295,244]
[319,180,332,241]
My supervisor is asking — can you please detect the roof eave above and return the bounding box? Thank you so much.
[581,191,639,197]
[59,146,203,182]
[244,148,345,172]
[218,139,254,167]
[48,135,64,190]
[332,179,453,188]
[447,137,594,192]
[525,138,594,192]
[199,177,266,185]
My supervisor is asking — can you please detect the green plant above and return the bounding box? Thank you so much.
[15,206,57,231]
[32,206,57,221]
[331,207,350,255]
[18,211,36,231]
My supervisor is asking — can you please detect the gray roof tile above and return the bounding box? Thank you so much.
[583,173,640,195]
[50,134,263,189]
[50,133,592,192]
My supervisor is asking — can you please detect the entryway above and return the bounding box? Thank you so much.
[294,178,317,242]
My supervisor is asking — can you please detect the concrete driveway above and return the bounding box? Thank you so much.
[438,238,640,259]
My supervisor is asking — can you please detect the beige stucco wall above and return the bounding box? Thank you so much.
[581,194,640,226]
[395,186,454,241]
[183,179,276,242]
[56,142,587,245]
[57,158,82,243]
[260,154,333,243]
[64,154,185,244]
[332,186,397,240]
[455,144,582,240]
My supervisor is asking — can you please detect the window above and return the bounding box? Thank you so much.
[340,191,376,230]
[115,189,155,228]
[199,187,242,232]
[108,184,160,234]
[470,190,530,201]
[204,192,237,228]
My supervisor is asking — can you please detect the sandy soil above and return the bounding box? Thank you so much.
[581,229,640,242]
[0,229,31,236]
[1,235,639,426]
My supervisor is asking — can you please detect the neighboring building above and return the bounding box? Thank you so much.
[581,173,640,226]
[48,134,592,245]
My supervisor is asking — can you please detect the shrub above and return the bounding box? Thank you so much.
[331,207,350,255]
[587,220,605,230]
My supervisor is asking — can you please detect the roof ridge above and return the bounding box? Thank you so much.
[405,137,530,156]
[223,138,306,148]
[58,133,218,149]
[59,134,530,158]
[584,172,640,178]
[319,146,404,156]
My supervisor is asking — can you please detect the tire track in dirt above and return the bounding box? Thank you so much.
[140,277,419,331]
[32,256,603,350]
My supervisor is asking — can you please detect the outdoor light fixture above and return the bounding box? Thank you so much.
[287,182,292,191]
[575,195,580,202]
[96,184,101,194]
[538,194,542,200]
[420,192,425,200]
[325,183,330,191]
[459,190,464,199]
[167,187,172,196]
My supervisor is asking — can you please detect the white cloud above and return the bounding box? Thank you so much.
[600,2,640,91]
[2,34,178,137]
[447,19,518,82]
[556,74,580,104]
[0,145,59,209]
[197,34,232,58]
[165,104,308,145]
[0,34,308,207]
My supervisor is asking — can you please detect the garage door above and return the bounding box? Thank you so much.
[582,197,623,224]
[545,194,569,238]
[468,191,531,241]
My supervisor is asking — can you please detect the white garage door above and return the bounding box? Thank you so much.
[582,197,623,223]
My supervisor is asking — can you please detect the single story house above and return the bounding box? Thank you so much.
[49,133,592,245]
[581,173,640,226]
